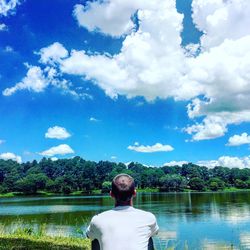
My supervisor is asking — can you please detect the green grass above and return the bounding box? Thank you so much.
[223,187,250,192]
[0,225,91,250]
[0,192,21,198]
[0,234,91,250]
[137,188,160,193]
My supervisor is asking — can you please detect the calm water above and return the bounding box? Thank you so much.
[1,192,250,249]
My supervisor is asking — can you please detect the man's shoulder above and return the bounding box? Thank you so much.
[92,207,156,221]
[132,208,157,220]
[90,209,115,222]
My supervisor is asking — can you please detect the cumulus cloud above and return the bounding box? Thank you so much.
[128,142,174,153]
[38,42,69,65]
[197,156,250,169]
[0,23,7,31]
[185,114,228,141]
[45,126,71,140]
[40,144,74,157]
[73,0,141,37]
[59,0,250,142]
[0,0,21,16]
[164,161,188,167]
[192,0,250,49]
[3,66,49,96]
[227,133,250,146]
[46,1,192,101]
[4,0,250,141]
[2,63,88,99]
[0,152,22,163]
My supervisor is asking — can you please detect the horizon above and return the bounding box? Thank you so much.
[1,0,250,168]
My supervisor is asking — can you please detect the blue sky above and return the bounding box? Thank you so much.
[1,0,250,168]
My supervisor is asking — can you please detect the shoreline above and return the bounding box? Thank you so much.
[1,188,250,198]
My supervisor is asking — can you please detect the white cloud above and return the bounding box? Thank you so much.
[196,160,219,168]
[111,156,117,160]
[0,0,20,16]
[185,115,227,141]
[128,142,174,153]
[51,2,193,101]
[3,66,49,96]
[2,64,86,99]
[192,0,250,49]
[0,23,7,31]
[40,144,74,157]
[68,0,250,141]
[227,133,250,146]
[4,0,250,141]
[0,152,22,163]
[197,156,250,169]
[45,126,71,140]
[164,161,188,167]
[51,157,58,161]
[0,140,5,144]
[38,42,69,65]
[4,46,13,52]
[89,117,99,122]
[73,0,146,37]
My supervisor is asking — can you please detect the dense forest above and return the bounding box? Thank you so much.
[1,157,250,194]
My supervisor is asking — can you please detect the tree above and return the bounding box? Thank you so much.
[141,168,164,188]
[235,179,248,189]
[159,174,186,191]
[181,163,202,179]
[16,173,49,194]
[208,178,225,191]
[189,177,205,191]
[102,181,112,193]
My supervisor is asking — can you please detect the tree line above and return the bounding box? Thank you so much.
[0,157,250,194]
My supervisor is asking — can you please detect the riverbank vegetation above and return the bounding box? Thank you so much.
[1,157,250,195]
[0,226,90,250]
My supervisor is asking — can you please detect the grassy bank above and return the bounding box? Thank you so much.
[223,187,250,192]
[0,233,90,250]
[1,188,250,198]
[137,188,160,192]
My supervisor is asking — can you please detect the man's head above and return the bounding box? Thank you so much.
[111,174,136,204]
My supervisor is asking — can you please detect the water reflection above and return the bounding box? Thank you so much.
[1,192,250,249]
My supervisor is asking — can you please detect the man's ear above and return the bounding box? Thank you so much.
[110,191,114,198]
[133,189,136,197]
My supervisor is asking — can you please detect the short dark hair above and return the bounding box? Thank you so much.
[111,174,135,203]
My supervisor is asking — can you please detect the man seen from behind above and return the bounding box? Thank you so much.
[86,173,159,250]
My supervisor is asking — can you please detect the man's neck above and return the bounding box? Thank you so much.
[115,200,133,207]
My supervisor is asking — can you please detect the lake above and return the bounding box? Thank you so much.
[1,192,250,249]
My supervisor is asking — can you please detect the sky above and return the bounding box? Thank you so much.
[1,0,250,168]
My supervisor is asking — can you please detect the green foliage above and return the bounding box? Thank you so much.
[208,178,225,191]
[160,174,186,191]
[102,181,112,192]
[16,173,48,194]
[0,158,250,194]
[189,177,205,191]
[235,179,248,189]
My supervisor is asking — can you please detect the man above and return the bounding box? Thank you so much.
[86,173,159,250]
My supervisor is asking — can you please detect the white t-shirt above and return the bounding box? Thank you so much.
[86,206,159,250]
